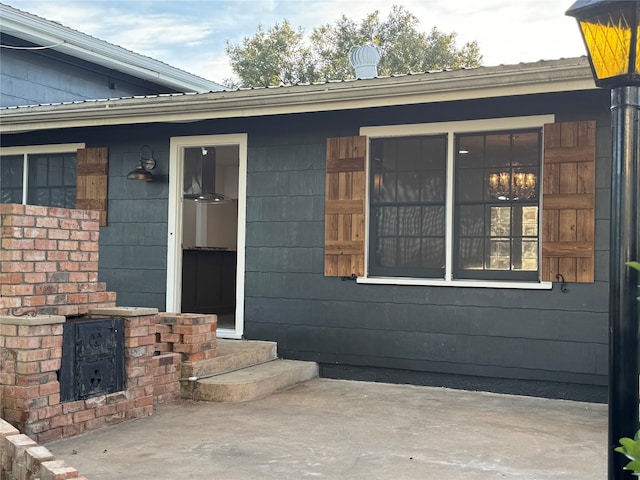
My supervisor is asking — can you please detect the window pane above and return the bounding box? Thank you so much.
[374,207,398,236]
[459,205,484,236]
[0,155,24,204]
[485,134,511,167]
[521,206,539,236]
[487,238,511,270]
[375,238,397,267]
[458,238,484,270]
[27,154,76,208]
[457,135,483,168]
[397,172,420,202]
[420,172,445,202]
[489,206,511,236]
[369,135,446,277]
[512,132,539,166]
[421,206,445,236]
[455,129,540,281]
[398,238,421,266]
[398,206,421,235]
[517,239,539,271]
[421,238,445,269]
[456,169,484,202]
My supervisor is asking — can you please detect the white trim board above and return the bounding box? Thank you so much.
[167,133,248,339]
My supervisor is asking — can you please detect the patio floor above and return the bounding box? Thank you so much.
[45,378,607,479]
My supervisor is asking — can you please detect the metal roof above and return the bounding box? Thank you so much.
[0,57,597,134]
[0,2,225,93]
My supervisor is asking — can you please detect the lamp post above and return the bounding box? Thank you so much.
[566,2,640,479]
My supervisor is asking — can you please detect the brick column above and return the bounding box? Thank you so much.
[157,313,217,362]
[0,315,64,440]
[0,203,116,317]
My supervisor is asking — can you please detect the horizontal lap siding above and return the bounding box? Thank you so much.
[244,124,609,397]
[98,143,170,311]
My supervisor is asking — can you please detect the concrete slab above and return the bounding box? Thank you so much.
[45,379,607,479]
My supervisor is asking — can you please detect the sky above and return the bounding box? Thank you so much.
[4,0,587,84]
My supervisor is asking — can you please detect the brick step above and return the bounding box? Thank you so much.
[188,359,319,402]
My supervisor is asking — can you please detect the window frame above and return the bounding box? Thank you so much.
[359,115,554,290]
[0,143,85,205]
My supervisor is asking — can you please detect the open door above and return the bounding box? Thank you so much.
[167,134,247,339]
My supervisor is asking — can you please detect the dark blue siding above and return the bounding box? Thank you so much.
[97,142,170,311]
[1,89,612,401]
[242,92,611,401]
[1,33,180,107]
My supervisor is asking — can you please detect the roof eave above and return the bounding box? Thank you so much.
[0,4,224,93]
[0,58,598,134]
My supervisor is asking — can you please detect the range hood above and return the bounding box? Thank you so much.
[183,147,230,204]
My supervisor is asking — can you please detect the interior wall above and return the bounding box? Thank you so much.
[205,200,238,250]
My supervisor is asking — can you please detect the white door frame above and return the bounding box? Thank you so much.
[166,133,248,339]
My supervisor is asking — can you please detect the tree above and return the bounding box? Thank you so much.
[225,20,316,88]
[225,5,483,88]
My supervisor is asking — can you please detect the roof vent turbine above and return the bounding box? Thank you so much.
[349,44,381,79]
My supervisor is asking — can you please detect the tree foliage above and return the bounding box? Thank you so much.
[225,5,482,87]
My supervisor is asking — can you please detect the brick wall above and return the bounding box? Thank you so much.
[0,203,218,452]
[156,313,217,362]
[0,204,116,316]
[0,308,216,444]
[1,418,88,480]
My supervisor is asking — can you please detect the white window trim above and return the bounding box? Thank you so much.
[359,115,555,290]
[167,134,248,339]
[0,143,85,204]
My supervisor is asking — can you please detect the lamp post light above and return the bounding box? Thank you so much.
[566,1,640,479]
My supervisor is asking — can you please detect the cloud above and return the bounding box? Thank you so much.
[5,0,586,83]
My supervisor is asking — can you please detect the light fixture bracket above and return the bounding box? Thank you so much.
[141,157,156,171]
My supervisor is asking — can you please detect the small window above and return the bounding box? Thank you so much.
[0,155,24,204]
[0,146,80,209]
[27,153,77,208]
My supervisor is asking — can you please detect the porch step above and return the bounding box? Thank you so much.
[181,339,278,380]
[190,359,318,402]
[180,339,319,402]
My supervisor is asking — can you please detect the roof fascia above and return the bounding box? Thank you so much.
[0,58,597,134]
[0,4,223,93]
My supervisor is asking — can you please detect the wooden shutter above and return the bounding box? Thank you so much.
[542,121,595,282]
[76,147,108,227]
[324,136,366,277]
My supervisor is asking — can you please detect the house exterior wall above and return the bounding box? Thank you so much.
[241,90,611,402]
[0,34,180,107]
[0,88,612,401]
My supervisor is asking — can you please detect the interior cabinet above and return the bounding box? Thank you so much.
[181,248,236,314]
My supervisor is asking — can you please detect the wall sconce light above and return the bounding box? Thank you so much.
[127,145,156,181]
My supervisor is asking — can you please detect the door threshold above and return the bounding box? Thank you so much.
[216,328,243,340]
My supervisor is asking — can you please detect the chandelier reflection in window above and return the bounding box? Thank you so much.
[488,171,537,201]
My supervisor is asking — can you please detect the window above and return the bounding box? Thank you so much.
[364,119,546,282]
[0,144,109,226]
[454,130,540,281]
[369,135,447,278]
[324,117,596,287]
[0,144,83,209]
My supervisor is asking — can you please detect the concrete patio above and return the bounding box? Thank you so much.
[44,378,607,479]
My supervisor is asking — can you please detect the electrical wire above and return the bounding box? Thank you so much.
[0,42,65,50]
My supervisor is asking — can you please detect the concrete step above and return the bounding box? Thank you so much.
[181,339,277,380]
[189,359,319,402]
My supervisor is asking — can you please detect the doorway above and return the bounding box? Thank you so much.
[167,134,247,339]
